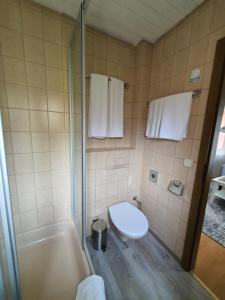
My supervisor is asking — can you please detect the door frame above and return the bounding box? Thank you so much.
[182,36,225,271]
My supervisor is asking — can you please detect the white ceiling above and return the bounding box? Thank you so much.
[34,0,204,45]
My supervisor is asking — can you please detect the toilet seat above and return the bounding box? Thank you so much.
[109,202,149,239]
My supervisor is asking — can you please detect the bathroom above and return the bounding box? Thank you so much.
[0,0,225,299]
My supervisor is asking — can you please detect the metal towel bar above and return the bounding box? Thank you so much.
[146,89,202,104]
[85,74,129,89]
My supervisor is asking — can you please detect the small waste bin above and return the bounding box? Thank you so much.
[91,218,107,251]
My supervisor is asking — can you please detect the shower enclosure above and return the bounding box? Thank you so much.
[0,113,21,299]
[0,0,92,299]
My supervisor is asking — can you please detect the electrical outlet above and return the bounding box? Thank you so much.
[149,169,158,183]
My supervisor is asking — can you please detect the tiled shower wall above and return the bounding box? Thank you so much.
[136,0,225,259]
[0,0,74,234]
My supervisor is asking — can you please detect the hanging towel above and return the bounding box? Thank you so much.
[88,74,108,138]
[107,77,124,138]
[75,275,106,300]
[159,92,192,141]
[145,98,165,138]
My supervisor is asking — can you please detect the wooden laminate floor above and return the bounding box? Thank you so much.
[194,233,225,300]
[87,230,213,300]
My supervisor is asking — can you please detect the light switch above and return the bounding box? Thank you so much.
[184,158,193,168]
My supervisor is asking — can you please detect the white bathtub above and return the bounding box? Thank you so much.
[16,221,90,300]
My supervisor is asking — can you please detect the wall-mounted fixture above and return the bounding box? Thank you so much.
[133,195,142,210]
[192,89,202,99]
[190,68,200,83]
[149,169,158,183]
[85,74,129,90]
[146,89,202,106]
[168,180,184,196]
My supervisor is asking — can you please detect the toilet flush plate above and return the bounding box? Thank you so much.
[149,169,158,183]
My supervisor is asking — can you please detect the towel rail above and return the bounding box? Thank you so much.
[85,75,129,89]
[146,89,202,104]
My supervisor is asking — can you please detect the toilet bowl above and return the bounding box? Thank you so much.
[109,201,149,240]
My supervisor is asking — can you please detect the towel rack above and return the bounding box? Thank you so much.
[146,89,202,104]
[85,75,129,90]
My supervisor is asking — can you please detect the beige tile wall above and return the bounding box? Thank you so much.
[135,0,225,259]
[86,149,143,231]
[0,0,74,234]
[1,0,224,261]
[133,41,152,150]
[70,22,84,237]
[85,27,142,230]
[85,26,136,150]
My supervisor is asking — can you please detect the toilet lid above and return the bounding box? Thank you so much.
[109,202,149,239]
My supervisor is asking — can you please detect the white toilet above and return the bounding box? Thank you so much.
[109,201,149,240]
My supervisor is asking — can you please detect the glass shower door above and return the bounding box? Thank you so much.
[0,112,21,299]
[0,215,19,300]
[69,2,86,247]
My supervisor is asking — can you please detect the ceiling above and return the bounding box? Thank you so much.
[34,0,205,45]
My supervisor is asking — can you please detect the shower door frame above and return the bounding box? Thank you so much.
[68,0,88,249]
[182,36,225,271]
[0,112,21,299]
[68,0,95,273]
[81,0,87,249]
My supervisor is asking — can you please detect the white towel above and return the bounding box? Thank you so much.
[159,92,192,141]
[146,98,165,138]
[107,77,124,138]
[88,74,108,138]
[75,275,106,300]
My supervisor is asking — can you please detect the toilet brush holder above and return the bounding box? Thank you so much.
[91,218,107,251]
